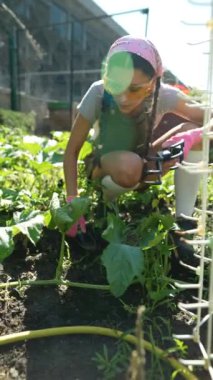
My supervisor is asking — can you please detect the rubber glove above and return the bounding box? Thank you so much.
[162,128,202,158]
[66,195,86,237]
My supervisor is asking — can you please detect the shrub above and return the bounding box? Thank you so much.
[0,108,36,133]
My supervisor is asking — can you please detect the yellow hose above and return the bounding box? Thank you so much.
[0,325,198,380]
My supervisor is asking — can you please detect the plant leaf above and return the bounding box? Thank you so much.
[78,141,92,160]
[0,227,15,262]
[140,231,166,250]
[20,142,41,155]
[12,213,44,245]
[102,213,125,243]
[50,193,89,233]
[31,161,53,173]
[101,243,144,297]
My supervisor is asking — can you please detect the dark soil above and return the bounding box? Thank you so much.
[0,227,211,380]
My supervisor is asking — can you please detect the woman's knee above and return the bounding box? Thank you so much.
[101,151,143,187]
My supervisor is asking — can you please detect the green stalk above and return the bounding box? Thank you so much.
[0,279,110,291]
[55,232,65,280]
[0,325,198,380]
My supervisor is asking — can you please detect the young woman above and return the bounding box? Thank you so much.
[63,35,207,238]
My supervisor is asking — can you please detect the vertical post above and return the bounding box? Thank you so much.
[141,8,149,37]
[16,27,21,111]
[69,21,74,128]
[8,27,18,110]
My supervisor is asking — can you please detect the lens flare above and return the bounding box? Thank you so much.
[101,52,134,95]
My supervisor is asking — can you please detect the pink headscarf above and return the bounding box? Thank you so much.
[107,35,163,77]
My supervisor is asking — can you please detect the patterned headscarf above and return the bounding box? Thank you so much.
[107,35,163,77]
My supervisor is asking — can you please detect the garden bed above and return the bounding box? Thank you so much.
[0,112,212,379]
[0,224,212,380]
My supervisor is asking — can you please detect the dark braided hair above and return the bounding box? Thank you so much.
[130,53,161,157]
[140,77,161,157]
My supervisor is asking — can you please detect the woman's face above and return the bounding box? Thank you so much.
[105,67,155,114]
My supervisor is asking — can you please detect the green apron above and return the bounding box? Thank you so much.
[94,95,137,158]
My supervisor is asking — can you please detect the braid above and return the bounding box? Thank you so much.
[145,77,161,156]
[134,77,161,158]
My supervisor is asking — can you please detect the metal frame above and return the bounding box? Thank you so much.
[173,2,213,377]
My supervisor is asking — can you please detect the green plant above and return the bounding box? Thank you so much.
[101,209,176,308]
[0,209,44,262]
[0,109,36,133]
[143,316,188,380]
[93,342,131,380]
[0,326,198,380]
[101,212,144,297]
[49,192,89,280]
[1,114,210,380]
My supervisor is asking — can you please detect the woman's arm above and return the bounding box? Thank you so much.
[170,94,206,125]
[152,94,210,152]
[63,113,91,197]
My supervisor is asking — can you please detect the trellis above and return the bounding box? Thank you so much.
[173,1,213,378]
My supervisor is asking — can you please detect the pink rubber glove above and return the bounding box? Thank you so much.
[162,128,202,158]
[66,196,86,237]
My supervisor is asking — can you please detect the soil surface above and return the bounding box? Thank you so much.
[0,227,211,380]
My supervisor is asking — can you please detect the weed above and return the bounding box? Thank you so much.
[92,341,131,379]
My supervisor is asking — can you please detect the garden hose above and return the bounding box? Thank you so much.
[0,325,198,380]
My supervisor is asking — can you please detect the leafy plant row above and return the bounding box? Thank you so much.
[0,111,212,306]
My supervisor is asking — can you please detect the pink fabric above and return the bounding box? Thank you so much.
[66,196,86,237]
[66,195,76,202]
[107,35,163,77]
[162,129,203,158]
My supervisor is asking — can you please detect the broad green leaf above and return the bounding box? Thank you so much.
[12,213,44,245]
[49,192,61,211]
[42,140,67,158]
[23,135,46,145]
[101,243,144,297]
[0,168,15,177]
[43,210,53,227]
[49,152,64,164]
[12,209,41,224]
[152,198,159,209]
[102,213,125,243]
[138,214,158,234]
[0,199,13,207]
[160,214,175,229]
[140,231,166,250]
[78,141,93,160]
[50,193,89,233]
[150,287,172,302]
[0,188,19,200]
[20,142,41,155]
[31,161,53,173]
[0,228,14,263]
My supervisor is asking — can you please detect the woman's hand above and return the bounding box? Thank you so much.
[162,129,202,158]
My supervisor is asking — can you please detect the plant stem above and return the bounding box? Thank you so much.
[55,232,65,280]
[0,279,110,291]
[0,325,198,380]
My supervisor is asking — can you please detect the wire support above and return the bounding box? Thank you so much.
[178,302,209,310]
